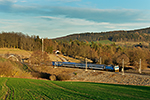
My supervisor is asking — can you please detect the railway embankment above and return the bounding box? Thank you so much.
[69,70,150,86]
[30,64,150,86]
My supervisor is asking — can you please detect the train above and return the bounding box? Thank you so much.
[52,61,119,72]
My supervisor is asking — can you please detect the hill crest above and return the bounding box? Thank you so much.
[53,27,150,42]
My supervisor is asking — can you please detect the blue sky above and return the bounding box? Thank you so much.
[0,0,150,38]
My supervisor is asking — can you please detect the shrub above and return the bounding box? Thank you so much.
[116,54,129,67]
[74,72,77,75]
[57,74,71,80]
[49,74,56,81]
[0,57,32,78]
[29,50,51,66]
[0,61,13,77]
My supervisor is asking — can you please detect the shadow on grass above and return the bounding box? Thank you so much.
[26,65,51,80]
[31,71,51,79]
[80,82,150,91]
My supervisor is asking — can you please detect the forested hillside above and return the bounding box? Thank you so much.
[1,27,150,69]
[0,32,57,53]
[54,27,150,42]
[0,32,42,51]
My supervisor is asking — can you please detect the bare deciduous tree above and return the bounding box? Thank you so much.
[116,54,129,67]
[29,50,51,66]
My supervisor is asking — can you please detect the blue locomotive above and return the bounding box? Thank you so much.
[52,61,119,72]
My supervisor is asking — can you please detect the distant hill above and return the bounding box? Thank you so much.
[53,27,150,42]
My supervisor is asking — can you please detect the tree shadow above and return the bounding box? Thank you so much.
[31,71,51,79]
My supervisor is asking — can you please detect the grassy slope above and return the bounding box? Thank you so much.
[0,48,79,62]
[0,57,32,78]
[115,41,149,46]
[98,40,114,44]
[0,77,150,100]
[89,40,114,45]
[0,48,32,58]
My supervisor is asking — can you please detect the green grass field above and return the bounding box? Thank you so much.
[0,77,150,100]
[98,40,114,44]
[89,40,114,45]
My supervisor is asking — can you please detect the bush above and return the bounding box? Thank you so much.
[57,74,71,80]
[0,61,13,77]
[74,72,77,75]
[29,50,51,66]
[49,74,56,81]
[0,57,32,78]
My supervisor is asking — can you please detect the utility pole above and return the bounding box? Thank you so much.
[122,59,124,75]
[100,57,101,64]
[41,38,44,63]
[85,58,88,71]
[42,38,44,53]
[139,59,141,73]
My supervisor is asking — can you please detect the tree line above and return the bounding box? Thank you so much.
[0,32,41,51]
[1,31,150,69]
[56,40,150,69]
[54,27,150,42]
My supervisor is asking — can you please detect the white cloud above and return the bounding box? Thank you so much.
[40,16,110,26]
[38,7,147,24]
[0,15,150,38]
[136,18,150,21]
[0,0,149,24]
[0,1,150,38]
[37,16,150,37]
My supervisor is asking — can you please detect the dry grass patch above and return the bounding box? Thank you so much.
[0,57,32,78]
[108,74,117,78]
[43,66,76,75]
[30,65,76,80]
[91,72,104,76]
[49,54,62,62]
[58,54,93,63]
[0,48,32,58]
[58,54,81,63]
[115,41,149,47]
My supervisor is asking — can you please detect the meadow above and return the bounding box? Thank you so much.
[0,77,149,100]
[89,40,114,45]
[0,48,32,58]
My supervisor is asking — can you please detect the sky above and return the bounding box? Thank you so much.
[0,0,150,38]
